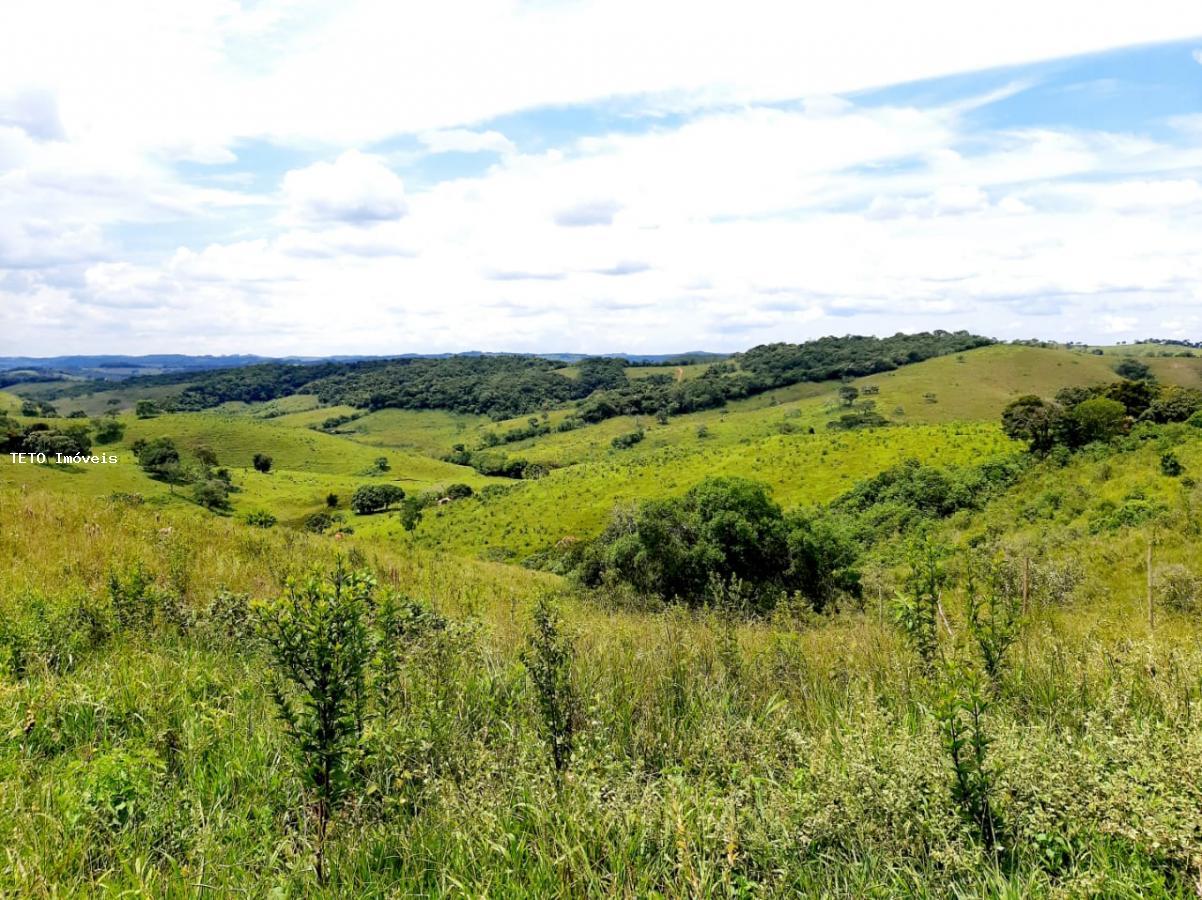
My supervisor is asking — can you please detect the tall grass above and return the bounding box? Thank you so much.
[2,486,1202,895]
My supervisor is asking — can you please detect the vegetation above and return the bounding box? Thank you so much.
[3,337,1202,895]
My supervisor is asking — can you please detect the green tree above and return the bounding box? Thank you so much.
[1070,397,1127,443]
[351,483,405,514]
[252,453,272,473]
[1001,395,1058,453]
[838,384,860,407]
[1113,358,1152,381]
[193,478,231,511]
[398,497,423,532]
[92,417,125,444]
[135,400,160,419]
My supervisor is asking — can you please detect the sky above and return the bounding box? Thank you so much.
[2,1,1202,357]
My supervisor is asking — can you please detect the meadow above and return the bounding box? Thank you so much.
[2,342,1202,896]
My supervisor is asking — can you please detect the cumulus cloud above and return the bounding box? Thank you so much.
[282,150,408,224]
[5,4,1202,353]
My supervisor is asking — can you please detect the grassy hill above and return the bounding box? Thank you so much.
[407,423,1017,559]
[5,339,1202,894]
[3,418,1202,894]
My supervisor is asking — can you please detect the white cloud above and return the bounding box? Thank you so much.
[5,3,1202,353]
[419,129,515,156]
[281,150,407,224]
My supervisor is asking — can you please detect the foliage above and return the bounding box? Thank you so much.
[964,551,1025,682]
[892,533,950,665]
[193,478,231,511]
[257,567,373,884]
[578,476,861,611]
[1155,564,1200,613]
[934,664,1003,854]
[252,453,273,473]
[92,417,126,444]
[522,596,581,776]
[350,483,405,514]
[610,427,645,450]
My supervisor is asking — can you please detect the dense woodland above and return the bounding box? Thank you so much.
[26,331,993,426]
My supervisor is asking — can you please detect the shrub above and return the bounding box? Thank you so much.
[1160,451,1184,477]
[611,428,645,450]
[257,567,373,885]
[303,511,335,534]
[252,453,273,473]
[1156,564,1200,613]
[193,478,231,511]
[444,483,473,500]
[92,418,125,444]
[522,596,580,777]
[934,664,1002,853]
[245,510,277,528]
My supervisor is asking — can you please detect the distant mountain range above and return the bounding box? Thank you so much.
[0,351,728,382]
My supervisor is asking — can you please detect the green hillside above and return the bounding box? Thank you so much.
[5,338,1202,895]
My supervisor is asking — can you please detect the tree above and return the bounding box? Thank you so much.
[92,417,125,444]
[195,446,219,468]
[23,425,92,457]
[373,456,390,472]
[252,453,272,473]
[783,510,861,612]
[1070,397,1127,444]
[1000,395,1059,453]
[257,567,372,885]
[399,497,423,531]
[1113,358,1152,382]
[1143,386,1202,424]
[579,476,793,609]
[194,478,231,511]
[350,483,405,515]
[1105,379,1155,417]
[136,437,179,473]
[444,483,474,500]
[838,384,860,408]
[325,493,339,508]
[135,400,160,419]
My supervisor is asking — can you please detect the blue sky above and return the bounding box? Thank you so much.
[2,1,1202,355]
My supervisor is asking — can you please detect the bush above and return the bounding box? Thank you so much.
[245,510,277,528]
[252,453,272,473]
[578,476,858,611]
[611,428,645,450]
[444,483,473,500]
[303,511,336,533]
[193,478,231,511]
[1160,452,1185,477]
[522,596,580,776]
[257,567,373,884]
[1156,564,1200,613]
